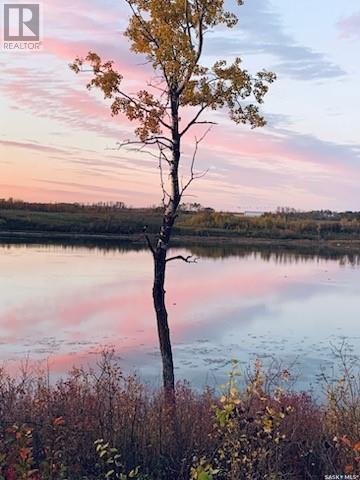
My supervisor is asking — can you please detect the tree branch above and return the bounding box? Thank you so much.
[158,147,171,206]
[114,86,172,130]
[177,7,205,95]
[166,255,198,263]
[184,0,194,50]
[144,233,156,257]
[79,60,172,131]
[114,137,173,150]
[180,104,211,137]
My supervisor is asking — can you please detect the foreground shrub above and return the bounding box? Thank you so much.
[0,352,359,479]
[191,360,292,480]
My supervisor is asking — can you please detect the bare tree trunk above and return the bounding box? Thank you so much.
[152,92,181,401]
[152,248,175,399]
[152,177,180,401]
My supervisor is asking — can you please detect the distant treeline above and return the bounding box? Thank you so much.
[0,198,360,240]
[0,198,128,213]
[180,209,360,239]
[0,198,163,235]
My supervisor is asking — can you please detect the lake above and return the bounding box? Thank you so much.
[1,242,359,391]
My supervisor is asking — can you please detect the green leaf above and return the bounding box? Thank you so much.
[198,472,213,480]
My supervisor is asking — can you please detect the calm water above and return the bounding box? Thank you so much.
[1,242,360,390]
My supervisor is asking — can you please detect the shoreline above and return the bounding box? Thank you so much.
[1,229,360,254]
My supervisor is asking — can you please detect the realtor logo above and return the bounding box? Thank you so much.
[2,3,42,50]
[4,4,39,40]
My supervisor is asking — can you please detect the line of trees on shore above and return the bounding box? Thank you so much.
[1,198,360,240]
[180,210,360,239]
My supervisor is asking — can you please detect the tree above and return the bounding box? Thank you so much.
[70,0,275,401]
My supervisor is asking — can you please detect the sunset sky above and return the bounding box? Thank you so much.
[1,0,359,211]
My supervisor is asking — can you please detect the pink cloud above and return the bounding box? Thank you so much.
[190,126,358,180]
[0,182,145,204]
[1,71,124,138]
[338,12,360,38]
[1,36,153,139]
[0,139,67,155]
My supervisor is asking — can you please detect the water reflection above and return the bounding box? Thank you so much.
[0,241,359,390]
[1,238,360,265]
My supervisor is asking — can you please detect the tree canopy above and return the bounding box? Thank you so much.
[70,0,276,145]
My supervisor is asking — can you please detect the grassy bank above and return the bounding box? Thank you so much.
[1,352,360,479]
[1,200,360,247]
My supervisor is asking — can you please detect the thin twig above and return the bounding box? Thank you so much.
[181,127,212,194]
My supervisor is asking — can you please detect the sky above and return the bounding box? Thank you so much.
[0,0,360,211]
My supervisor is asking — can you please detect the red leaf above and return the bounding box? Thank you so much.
[353,441,360,452]
[5,465,16,480]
